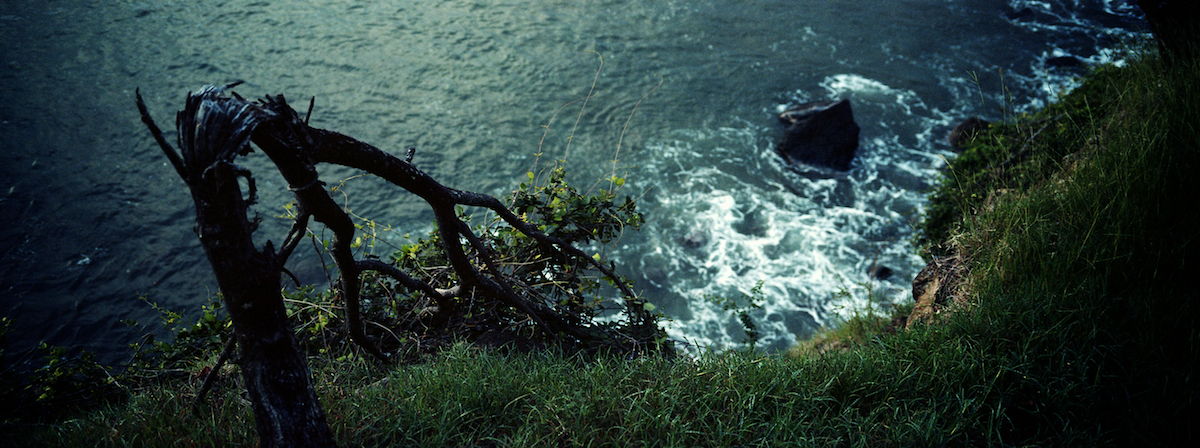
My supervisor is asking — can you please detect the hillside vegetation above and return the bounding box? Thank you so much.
[3,48,1196,447]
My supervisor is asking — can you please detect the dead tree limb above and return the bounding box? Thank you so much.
[246,99,389,362]
[194,337,237,410]
[139,82,666,445]
[252,94,647,348]
[136,85,336,448]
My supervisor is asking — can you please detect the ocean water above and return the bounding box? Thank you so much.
[0,0,1146,362]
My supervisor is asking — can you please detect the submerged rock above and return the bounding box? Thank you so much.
[682,230,708,249]
[1005,7,1034,21]
[776,99,860,171]
[1047,55,1085,68]
[867,264,894,281]
[733,207,769,237]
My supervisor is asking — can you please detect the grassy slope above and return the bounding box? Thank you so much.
[931,49,1197,445]
[7,51,1197,447]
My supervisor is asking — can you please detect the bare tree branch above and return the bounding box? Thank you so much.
[135,89,188,182]
[138,85,336,447]
[251,95,631,347]
[140,81,666,446]
[355,258,451,310]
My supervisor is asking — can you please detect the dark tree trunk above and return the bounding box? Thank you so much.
[1139,0,1200,66]
[137,86,336,448]
[201,216,334,448]
[136,82,667,445]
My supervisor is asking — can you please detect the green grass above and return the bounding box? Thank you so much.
[956,50,1200,444]
[4,48,1197,447]
[7,342,1037,447]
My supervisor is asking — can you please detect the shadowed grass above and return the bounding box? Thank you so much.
[5,47,1196,447]
[955,48,1200,444]
[14,342,1029,447]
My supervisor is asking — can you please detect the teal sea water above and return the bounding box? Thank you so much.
[0,0,1145,361]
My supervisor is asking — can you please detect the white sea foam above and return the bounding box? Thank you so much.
[623,74,948,352]
[633,0,1146,352]
[625,2,1147,354]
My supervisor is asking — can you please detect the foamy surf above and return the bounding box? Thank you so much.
[618,74,955,352]
[609,0,1149,353]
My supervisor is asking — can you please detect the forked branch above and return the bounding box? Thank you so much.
[142,85,660,362]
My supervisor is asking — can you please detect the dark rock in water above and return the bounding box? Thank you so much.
[1047,56,1085,68]
[832,178,855,207]
[947,116,990,151]
[867,264,894,281]
[1006,7,1034,21]
[682,230,708,249]
[776,99,860,171]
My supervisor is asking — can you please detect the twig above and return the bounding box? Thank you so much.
[194,337,236,410]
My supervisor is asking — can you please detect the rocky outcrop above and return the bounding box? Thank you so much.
[903,253,969,329]
[1047,56,1084,69]
[776,99,860,171]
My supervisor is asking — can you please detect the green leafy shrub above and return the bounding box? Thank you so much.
[0,318,126,424]
[381,163,663,354]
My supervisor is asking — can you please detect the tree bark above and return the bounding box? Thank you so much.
[137,86,337,448]
[136,82,666,445]
[249,95,631,348]
[1139,0,1200,67]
